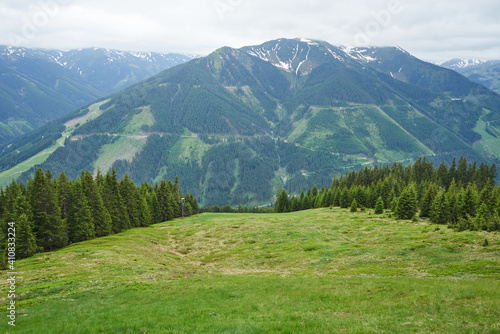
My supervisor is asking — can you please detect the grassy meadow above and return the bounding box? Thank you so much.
[1,208,499,333]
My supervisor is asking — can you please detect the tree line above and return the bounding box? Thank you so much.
[275,157,500,232]
[0,168,198,267]
[200,204,274,214]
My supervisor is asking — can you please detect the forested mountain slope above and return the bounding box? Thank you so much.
[0,46,195,145]
[2,39,500,206]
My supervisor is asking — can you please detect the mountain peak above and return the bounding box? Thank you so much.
[441,58,487,70]
[241,38,346,75]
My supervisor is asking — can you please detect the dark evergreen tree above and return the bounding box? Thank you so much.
[156,180,170,222]
[15,213,37,259]
[68,180,95,243]
[275,189,290,213]
[81,170,112,237]
[57,171,71,224]
[29,169,68,251]
[419,183,437,218]
[102,168,130,233]
[474,203,489,231]
[430,190,449,225]
[374,196,384,214]
[446,180,462,226]
[339,187,350,209]
[395,184,418,220]
[350,198,358,212]
[119,173,141,227]
[462,183,479,218]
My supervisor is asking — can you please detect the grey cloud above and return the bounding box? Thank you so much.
[0,0,498,61]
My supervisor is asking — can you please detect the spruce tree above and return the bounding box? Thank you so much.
[339,187,350,209]
[102,168,130,233]
[81,170,112,237]
[446,180,462,226]
[474,203,489,231]
[57,171,71,224]
[156,180,170,222]
[68,180,95,243]
[430,190,449,225]
[29,169,68,251]
[350,198,358,212]
[119,174,141,227]
[13,191,37,259]
[139,196,152,226]
[381,179,392,209]
[187,193,199,215]
[374,196,384,214]
[275,189,289,213]
[147,190,161,224]
[462,183,479,218]
[419,183,437,218]
[395,184,418,220]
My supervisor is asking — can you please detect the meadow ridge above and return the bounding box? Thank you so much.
[1,208,499,333]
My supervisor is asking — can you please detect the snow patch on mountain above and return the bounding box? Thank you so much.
[443,58,487,70]
[342,47,377,62]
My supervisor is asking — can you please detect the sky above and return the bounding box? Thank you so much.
[1,0,499,62]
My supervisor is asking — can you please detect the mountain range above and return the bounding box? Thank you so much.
[1,38,499,206]
[0,46,195,146]
[441,58,500,94]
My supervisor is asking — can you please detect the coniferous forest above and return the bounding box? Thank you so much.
[0,168,198,267]
[275,157,500,232]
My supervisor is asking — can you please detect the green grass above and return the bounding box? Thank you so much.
[120,106,155,135]
[168,129,212,167]
[1,208,499,333]
[93,135,148,173]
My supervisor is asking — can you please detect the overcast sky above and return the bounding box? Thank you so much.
[1,0,499,62]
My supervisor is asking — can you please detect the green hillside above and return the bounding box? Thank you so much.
[2,39,500,206]
[1,208,499,333]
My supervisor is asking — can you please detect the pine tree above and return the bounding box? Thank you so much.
[374,196,384,214]
[57,171,71,224]
[15,209,37,259]
[168,186,180,219]
[119,174,141,227]
[350,198,358,212]
[395,184,418,220]
[68,180,95,243]
[147,190,161,224]
[446,179,462,226]
[462,183,479,218]
[275,189,289,213]
[291,196,301,212]
[381,179,392,209]
[474,203,489,231]
[419,183,437,218]
[301,195,311,210]
[139,196,152,226]
[339,187,350,209]
[29,169,68,251]
[430,190,449,225]
[156,180,170,222]
[184,202,193,217]
[81,170,112,237]
[187,193,199,215]
[479,181,495,213]
[102,168,130,233]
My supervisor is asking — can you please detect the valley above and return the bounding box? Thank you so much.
[2,39,500,206]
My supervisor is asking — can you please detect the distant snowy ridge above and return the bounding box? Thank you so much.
[0,45,198,69]
[441,58,488,70]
